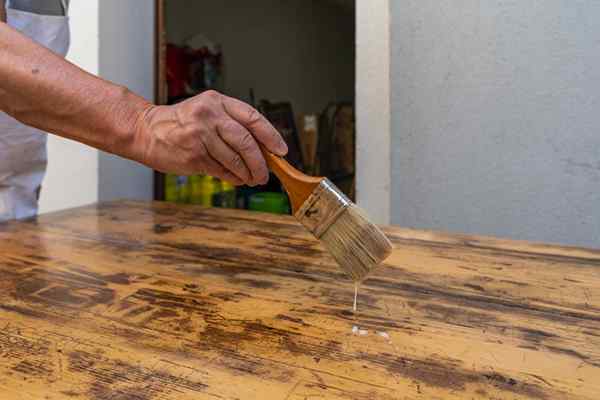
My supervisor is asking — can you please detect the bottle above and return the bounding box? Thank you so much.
[165,174,179,202]
[190,175,217,206]
[213,179,236,208]
[248,192,290,215]
[221,180,236,208]
[301,115,319,175]
[176,175,190,203]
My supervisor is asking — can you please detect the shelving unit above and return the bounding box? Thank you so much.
[153,0,356,212]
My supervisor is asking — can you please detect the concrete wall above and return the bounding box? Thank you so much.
[165,0,355,117]
[97,0,154,202]
[39,0,99,213]
[390,1,600,247]
[355,0,390,225]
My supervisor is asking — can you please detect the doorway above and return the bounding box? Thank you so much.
[154,0,357,214]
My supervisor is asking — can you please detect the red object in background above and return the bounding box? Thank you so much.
[166,43,223,100]
[166,44,189,99]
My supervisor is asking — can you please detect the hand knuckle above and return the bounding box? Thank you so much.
[220,119,238,133]
[192,101,211,118]
[231,154,244,169]
[202,90,221,102]
[238,132,255,151]
[246,108,262,125]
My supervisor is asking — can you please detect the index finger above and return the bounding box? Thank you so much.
[221,96,288,156]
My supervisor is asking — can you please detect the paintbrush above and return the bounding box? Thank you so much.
[261,148,393,281]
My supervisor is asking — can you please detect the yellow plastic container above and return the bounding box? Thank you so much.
[165,174,179,202]
[176,175,190,203]
[190,175,218,206]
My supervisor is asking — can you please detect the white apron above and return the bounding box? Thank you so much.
[0,1,70,221]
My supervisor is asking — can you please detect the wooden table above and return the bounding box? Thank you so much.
[0,201,598,399]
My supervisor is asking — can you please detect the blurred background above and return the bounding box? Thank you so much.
[39,0,600,248]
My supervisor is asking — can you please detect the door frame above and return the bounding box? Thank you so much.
[153,0,167,200]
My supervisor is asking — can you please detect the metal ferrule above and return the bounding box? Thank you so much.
[295,179,350,238]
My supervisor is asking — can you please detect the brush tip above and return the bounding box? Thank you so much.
[320,205,393,281]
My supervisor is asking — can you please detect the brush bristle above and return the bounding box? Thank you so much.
[319,205,393,281]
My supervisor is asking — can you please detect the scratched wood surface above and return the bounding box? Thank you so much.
[0,201,598,400]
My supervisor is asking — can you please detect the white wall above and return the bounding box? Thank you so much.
[39,0,155,214]
[39,0,99,214]
[355,0,390,225]
[98,0,154,202]
[390,1,600,247]
[165,0,355,118]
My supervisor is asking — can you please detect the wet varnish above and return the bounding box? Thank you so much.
[0,200,598,399]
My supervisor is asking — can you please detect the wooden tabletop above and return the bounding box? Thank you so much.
[0,201,598,399]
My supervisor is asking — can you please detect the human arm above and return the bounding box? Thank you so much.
[0,22,287,185]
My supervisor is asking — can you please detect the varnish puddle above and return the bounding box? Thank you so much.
[352,326,369,336]
[377,331,390,340]
[351,282,391,342]
[351,326,391,342]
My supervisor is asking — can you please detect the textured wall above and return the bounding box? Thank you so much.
[391,1,600,247]
[356,0,391,224]
[97,0,154,202]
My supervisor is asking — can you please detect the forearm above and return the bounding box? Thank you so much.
[0,16,287,185]
[0,21,150,159]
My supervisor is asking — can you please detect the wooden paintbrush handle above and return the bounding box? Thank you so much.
[260,146,322,213]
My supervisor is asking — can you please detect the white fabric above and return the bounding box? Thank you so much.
[0,6,69,220]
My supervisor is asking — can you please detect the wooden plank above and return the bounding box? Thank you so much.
[0,201,597,399]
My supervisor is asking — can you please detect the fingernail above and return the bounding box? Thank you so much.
[278,140,288,155]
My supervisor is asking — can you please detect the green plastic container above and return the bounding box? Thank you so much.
[248,192,290,215]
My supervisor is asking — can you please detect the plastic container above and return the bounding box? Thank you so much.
[165,175,191,203]
[190,175,217,206]
[213,180,236,208]
[165,174,179,202]
[248,192,290,215]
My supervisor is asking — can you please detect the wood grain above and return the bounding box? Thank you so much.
[0,201,598,399]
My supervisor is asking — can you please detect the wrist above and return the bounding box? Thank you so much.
[107,86,154,163]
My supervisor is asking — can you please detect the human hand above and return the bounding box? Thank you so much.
[134,90,287,186]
